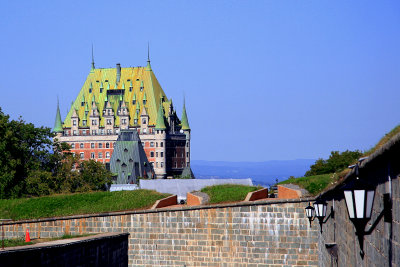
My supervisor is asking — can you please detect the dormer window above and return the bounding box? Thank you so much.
[142,119,147,124]
[73,120,77,126]
[143,99,146,105]
[132,100,136,105]
[82,120,87,126]
[100,88,103,93]
[81,102,84,107]
[89,88,92,93]
[107,110,111,115]
[140,86,143,92]
[105,80,108,82]
[134,119,138,124]
[107,119,112,125]
[136,78,139,81]
[129,87,132,92]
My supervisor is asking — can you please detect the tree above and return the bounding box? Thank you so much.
[305,150,362,176]
[0,108,112,198]
[0,108,54,198]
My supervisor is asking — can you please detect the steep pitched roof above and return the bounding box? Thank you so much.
[63,63,171,128]
[110,129,154,184]
[181,99,190,130]
[155,102,166,130]
[53,100,63,133]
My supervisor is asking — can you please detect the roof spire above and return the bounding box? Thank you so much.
[146,42,152,71]
[53,97,63,133]
[91,44,95,72]
[155,102,166,130]
[181,96,190,131]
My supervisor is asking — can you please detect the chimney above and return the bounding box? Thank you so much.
[116,63,121,83]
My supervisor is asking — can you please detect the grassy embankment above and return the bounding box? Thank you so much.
[278,173,337,196]
[0,190,170,221]
[201,184,263,204]
[278,124,400,195]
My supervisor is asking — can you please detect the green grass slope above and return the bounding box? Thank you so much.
[201,184,262,204]
[278,173,337,196]
[0,190,170,221]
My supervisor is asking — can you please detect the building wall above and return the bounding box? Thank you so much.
[318,144,400,267]
[59,130,189,177]
[3,199,319,266]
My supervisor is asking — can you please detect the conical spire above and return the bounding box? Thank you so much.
[53,98,63,133]
[146,42,152,71]
[90,44,95,72]
[155,102,166,130]
[181,98,190,130]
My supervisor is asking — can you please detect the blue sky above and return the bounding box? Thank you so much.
[0,1,399,161]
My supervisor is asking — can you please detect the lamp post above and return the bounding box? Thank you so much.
[343,166,375,258]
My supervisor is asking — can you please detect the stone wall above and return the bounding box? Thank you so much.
[2,199,319,266]
[318,139,400,267]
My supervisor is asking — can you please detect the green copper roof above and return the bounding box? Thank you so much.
[181,99,190,130]
[143,92,147,101]
[155,102,166,130]
[63,64,169,128]
[53,101,63,133]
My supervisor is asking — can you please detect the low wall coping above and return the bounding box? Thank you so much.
[0,232,129,253]
[244,188,269,201]
[1,197,316,226]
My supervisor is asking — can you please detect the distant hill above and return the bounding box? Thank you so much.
[191,159,315,187]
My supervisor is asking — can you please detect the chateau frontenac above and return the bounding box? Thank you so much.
[53,55,191,179]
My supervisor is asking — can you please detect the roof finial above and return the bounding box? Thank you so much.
[146,42,152,71]
[147,42,150,63]
[91,44,95,71]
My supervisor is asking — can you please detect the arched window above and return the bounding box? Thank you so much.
[106,142,110,148]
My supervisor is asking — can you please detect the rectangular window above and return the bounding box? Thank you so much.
[91,143,95,148]
[80,143,84,148]
[150,151,154,157]
[91,152,95,159]
[161,152,163,157]
[150,142,154,147]
[99,143,103,148]
[156,162,158,167]
[160,142,163,147]
[156,152,158,157]
[98,152,103,159]
[73,130,77,136]
[83,130,86,135]
[92,130,96,135]
[71,143,75,149]
[80,152,84,159]
[161,162,164,168]
[106,152,110,158]
[73,120,77,126]
[107,119,112,125]
[187,152,189,157]
[83,120,87,126]
[107,129,112,135]
[92,120,97,125]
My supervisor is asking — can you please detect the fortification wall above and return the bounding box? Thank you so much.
[2,199,319,266]
[318,141,400,267]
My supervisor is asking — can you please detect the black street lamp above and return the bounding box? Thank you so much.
[314,198,328,233]
[343,165,375,258]
[305,202,314,227]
